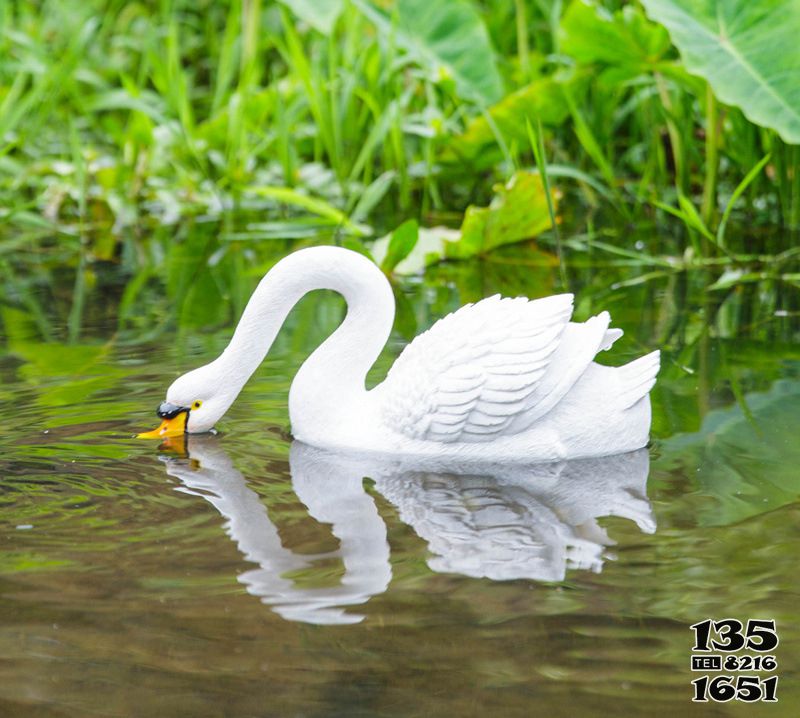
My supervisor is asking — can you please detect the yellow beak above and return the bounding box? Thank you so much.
[137,411,188,439]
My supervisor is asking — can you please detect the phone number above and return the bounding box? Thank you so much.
[691,654,777,671]
[692,675,778,703]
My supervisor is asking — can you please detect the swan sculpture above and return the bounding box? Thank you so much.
[140,246,659,461]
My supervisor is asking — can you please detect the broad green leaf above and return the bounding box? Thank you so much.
[448,171,556,259]
[277,0,344,35]
[352,0,504,105]
[450,77,571,162]
[640,0,800,144]
[561,1,671,70]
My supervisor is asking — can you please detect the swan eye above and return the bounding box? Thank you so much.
[192,400,202,410]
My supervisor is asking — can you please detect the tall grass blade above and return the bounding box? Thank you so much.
[526,118,566,286]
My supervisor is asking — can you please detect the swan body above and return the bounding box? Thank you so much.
[144,246,659,461]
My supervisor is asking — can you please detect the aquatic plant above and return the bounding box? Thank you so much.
[0,0,799,342]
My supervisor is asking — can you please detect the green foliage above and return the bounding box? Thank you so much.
[561,0,672,71]
[0,0,800,327]
[352,0,505,105]
[449,171,555,258]
[450,76,572,165]
[278,0,345,34]
[372,170,554,273]
[371,225,460,274]
[641,0,800,144]
[378,218,419,272]
[2,9,800,697]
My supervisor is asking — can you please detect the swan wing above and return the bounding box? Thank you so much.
[380,294,618,443]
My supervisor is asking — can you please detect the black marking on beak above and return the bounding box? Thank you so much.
[157,402,190,419]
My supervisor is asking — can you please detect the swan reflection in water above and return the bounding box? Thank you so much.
[159,436,655,624]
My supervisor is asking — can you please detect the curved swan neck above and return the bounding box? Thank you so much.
[217,246,395,429]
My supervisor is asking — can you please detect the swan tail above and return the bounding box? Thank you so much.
[616,350,660,409]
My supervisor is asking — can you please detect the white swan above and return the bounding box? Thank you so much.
[139,246,659,461]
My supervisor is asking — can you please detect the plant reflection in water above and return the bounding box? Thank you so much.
[159,436,655,625]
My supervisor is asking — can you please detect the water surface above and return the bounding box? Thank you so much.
[1,249,799,716]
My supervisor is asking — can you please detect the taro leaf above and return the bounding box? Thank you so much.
[640,0,800,144]
[659,380,800,526]
[450,76,572,163]
[560,1,672,70]
[372,172,555,273]
[277,0,344,34]
[447,171,555,259]
[352,0,504,105]
[371,226,460,275]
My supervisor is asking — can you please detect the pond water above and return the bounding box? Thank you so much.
[1,246,799,716]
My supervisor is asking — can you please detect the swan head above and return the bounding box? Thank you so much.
[138,360,239,438]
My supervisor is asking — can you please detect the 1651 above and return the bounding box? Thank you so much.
[692,675,778,703]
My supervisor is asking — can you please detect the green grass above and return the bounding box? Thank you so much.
[0,0,799,343]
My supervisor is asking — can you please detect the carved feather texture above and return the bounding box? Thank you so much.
[379,293,619,443]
